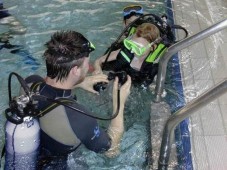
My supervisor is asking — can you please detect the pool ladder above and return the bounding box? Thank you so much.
[150,19,227,170]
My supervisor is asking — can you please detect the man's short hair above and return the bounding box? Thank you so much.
[43,30,90,82]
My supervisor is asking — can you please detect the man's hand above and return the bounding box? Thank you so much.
[112,75,131,111]
[74,74,109,94]
[105,75,131,158]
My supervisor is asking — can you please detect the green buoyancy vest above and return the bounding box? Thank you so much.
[128,27,137,37]
[145,43,166,63]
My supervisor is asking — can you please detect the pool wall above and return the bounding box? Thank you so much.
[171,0,227,169]
[166,0,193,169]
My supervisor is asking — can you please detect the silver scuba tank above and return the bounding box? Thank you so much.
[3,72,42,169]
[5,116,40,170]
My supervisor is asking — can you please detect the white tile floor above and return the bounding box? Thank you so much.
[172,0,227,169]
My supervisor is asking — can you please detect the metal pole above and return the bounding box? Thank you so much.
[154,19,227,102]
[158,79,227,169]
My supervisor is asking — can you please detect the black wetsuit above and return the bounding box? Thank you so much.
[25,75,111,169]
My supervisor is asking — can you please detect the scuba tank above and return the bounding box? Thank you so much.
[5,117,40,155]
[5,117,40,170]
[1,72,125,169]
[3,72,40,169]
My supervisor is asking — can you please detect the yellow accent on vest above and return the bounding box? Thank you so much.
[146,43,166,63]
[37,100,73,117]
[120,51,131,62]
[128,27,137,36]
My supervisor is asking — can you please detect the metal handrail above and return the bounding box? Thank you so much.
[158,78,227,170]
[154,19,227,102]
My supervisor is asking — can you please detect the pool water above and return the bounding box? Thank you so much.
[0,0,181,169]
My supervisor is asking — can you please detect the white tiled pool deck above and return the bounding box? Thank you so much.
[172,0,227,169]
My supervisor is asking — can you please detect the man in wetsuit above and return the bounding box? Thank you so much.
[25,30,131,169]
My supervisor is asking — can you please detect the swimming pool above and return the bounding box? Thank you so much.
[1,0,221,169]
[0,1,174,169]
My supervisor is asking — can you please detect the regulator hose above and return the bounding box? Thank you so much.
[33,89,120,121]
[8,72,31,101]
[6,72,121,121]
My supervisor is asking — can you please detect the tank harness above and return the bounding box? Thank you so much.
[30,82,74,117]
[103,27,168,79]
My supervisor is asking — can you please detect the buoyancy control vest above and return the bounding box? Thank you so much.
[103,13,188,60]
[103,43,167,86]
[102,13,188,86]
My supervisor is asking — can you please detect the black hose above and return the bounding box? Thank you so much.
[7,72,121,121]
[8,72,30,101]
[33,89,121,121]
[171,24,188,43]
[12,125,17,170]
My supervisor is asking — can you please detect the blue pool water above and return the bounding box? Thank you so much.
[0,0,190,169]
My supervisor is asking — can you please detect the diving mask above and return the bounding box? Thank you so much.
[123,37,162,57]
[123,38,151,57]
[123,5,143,19]
[80,40,95,54]
[74,38,95,59]
[54,38,95,64]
